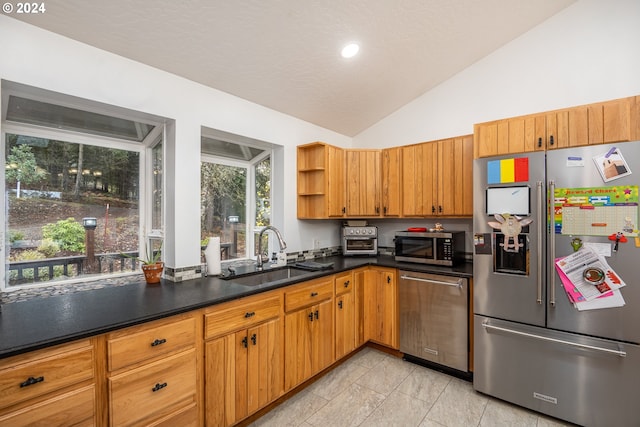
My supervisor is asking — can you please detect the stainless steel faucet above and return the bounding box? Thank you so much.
[256,225,287,269]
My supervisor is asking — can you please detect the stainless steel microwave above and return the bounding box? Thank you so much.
[394,231,465,266]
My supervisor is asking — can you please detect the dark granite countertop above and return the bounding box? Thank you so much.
[0,255,472,359]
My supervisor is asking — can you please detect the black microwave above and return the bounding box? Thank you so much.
[394,231,465,266]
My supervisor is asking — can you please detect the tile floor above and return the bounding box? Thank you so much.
[250,347,575,427]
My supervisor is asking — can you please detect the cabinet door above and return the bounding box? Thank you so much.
[365,268,398,349]
[345,150,380,216]
[284,308,313,390]
[205,319,282,427]
[437,139,454,216]
[247,318,282,415]
[205,334,236,427]
[475,122,498,157]
[421,142,438,216]
[311,299,335,375]
[327,145,346,217]
[335,290,355,360]
[453,135,474,216]
[381,147,401,216]
[401,144,423,216]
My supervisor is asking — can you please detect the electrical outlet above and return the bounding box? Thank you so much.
[313,239,321,249]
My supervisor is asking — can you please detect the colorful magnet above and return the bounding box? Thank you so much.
[608,232,628,252]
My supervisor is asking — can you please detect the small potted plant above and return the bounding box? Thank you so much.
[122,242,164,284]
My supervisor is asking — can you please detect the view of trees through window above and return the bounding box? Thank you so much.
[5,134,142,286]
[201,154,271,261]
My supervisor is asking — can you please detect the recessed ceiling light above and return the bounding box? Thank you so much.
[341,43,360,58]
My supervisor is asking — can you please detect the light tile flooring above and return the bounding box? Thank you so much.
[250,347,574,427]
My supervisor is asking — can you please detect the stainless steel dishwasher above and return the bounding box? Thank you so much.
[399,270,468,372]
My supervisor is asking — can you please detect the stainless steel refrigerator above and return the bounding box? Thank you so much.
[473,140,640,427]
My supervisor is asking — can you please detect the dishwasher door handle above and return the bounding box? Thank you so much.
[400,275,463,288]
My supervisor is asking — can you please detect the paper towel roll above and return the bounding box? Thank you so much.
[204,237,221,275]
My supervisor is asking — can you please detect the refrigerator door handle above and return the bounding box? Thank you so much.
[548,180,556,307]
[481,321,627,357]
[536,181,543,305]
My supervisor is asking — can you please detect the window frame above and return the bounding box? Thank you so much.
[1,122,162,291]
[200,149,272,262]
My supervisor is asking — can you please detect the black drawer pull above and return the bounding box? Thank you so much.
[344,280,350,288]
[244,311,255,318]
[338,300,343,309]
[20,376,44,388]
[310,292,318,297]
[251,333,257,345]
[152,382,168,392]
[308,312,314,322]
[151,338,167,347]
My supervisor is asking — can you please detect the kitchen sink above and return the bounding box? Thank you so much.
[221,265,310,286]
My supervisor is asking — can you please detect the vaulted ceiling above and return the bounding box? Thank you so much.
[9,0,575,136]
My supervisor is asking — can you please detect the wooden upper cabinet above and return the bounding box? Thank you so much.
[381,147,401,217]
[297,142,344,218]
[475,95,638,158]
[345,149,380,217]
[400,143,425,216]
[400,137,472,217]
[449,135,474,216]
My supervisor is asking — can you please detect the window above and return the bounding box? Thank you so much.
[1,81,166,290]
[200,128,274,262]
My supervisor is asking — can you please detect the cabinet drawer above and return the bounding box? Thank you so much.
[0,340,94,410]
[107,316,195,372]
[335,272,353,296]
[285,278,334,312]
[109,349,197,427]
[0,384,95,427]
[204,294,281,339]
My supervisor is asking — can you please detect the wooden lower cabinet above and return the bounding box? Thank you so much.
[335,271,356,360]
[108,349,197,427]
[0,339,97,427]
[105,313,199,427]
[203,290,284,426]
[284,298,334,391]
[283,277,335,391]
[0,266,411,426]
[205,318,282,426]
[363,267,399,349]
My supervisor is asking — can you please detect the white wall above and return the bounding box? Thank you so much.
[0,15,352,269]
[354,0,640,149]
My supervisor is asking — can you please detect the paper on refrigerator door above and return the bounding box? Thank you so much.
[555,247,626,301]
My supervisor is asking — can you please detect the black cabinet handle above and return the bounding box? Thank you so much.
[244,311,255,318]
[549,135,554,146]
[152,382,168,392]
[251,333,257,345]
[314,310,319,320]
[538,137,542,148]
[431,205,436,213]
[438,205,443,213]
[308,312,314,322]
[338,300,343,309]
[20,376,44,388]
[344,280,350,288]
[387,275,391,284]
[151,338,166,347]
[310,292,318,297]
[242,336,248,348]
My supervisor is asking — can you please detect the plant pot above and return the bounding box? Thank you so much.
[141,262,164,284]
